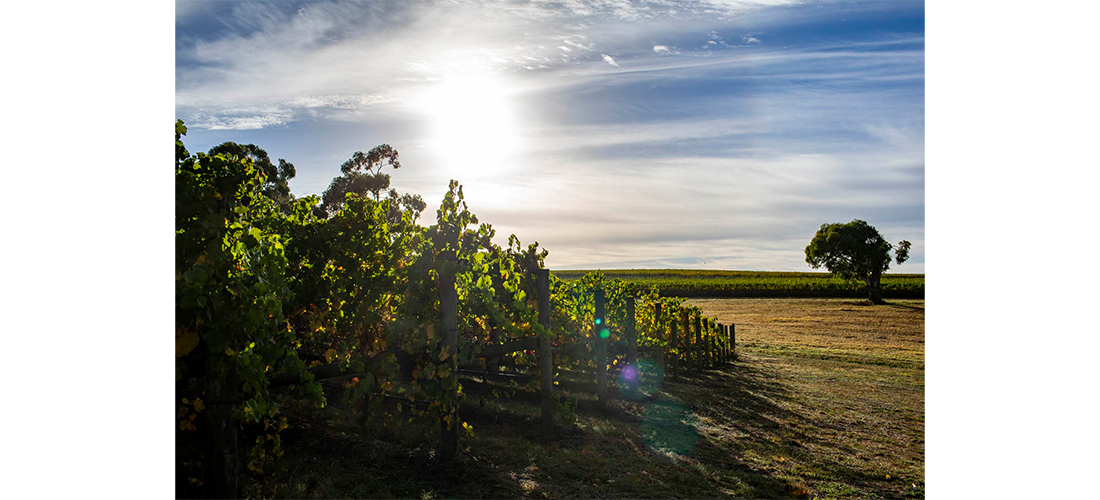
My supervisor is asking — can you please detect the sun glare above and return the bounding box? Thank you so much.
[421,73,523,180]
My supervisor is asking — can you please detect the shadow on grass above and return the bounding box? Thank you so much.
[256,351,919,499]
[883,301,925,311]
[667,356,923,499]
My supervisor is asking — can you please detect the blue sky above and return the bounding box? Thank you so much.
[176,0,924,272]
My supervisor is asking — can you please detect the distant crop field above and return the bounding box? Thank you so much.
[552,269,924,299]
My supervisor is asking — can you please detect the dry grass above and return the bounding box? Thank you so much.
[688,298,925,368]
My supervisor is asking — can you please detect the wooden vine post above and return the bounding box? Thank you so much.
[721,324,728,364]
[681,310,691,374]
[726,324,732,363]
[731,323,737,361]
[706,319,713,369]
[595,288,608,406]
[693,313,702,373]
[724,323,730,364]
[205,358,239,499]
[626,297,638,393]
[712,323,721,367]
[717,325,726,364]
[669,306,679,379]
[700,319,707,370]
[712,320,721,367]
[438,251,459,461]
[654,302,665,376]
[537,269,554,423]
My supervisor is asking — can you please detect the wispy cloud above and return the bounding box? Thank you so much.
[600,53,620,67]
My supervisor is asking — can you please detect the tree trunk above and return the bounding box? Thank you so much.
[866,271,884,304]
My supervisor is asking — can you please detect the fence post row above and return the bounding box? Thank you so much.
[537,269,554,424]
[595,288,608,406]
[438,251,459,461]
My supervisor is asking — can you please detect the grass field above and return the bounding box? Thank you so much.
[552,269,924,299]
[243,298,924,499]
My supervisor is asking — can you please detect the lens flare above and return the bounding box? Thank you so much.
[622,365,638,382]
[618,358,663,401]
[599,327,610,339]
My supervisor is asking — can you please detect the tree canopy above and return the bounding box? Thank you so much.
[319,144,401,216]
[317,144,424,222]
[804,219,911,304]
[207,142,296,207]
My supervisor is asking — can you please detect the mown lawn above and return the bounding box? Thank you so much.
[239,298,924,499]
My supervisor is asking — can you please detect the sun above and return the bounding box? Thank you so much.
[420,73,523,180]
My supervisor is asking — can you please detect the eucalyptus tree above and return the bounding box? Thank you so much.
[207,142,296,207]
[805,219,911,304]
[318,145,424,224]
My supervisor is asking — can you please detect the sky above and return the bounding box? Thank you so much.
[175,0,924,272]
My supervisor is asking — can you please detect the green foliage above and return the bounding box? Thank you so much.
[207,141,297,207]
[175,121,318,481]
[804,220,912,304]
[805,220,891,281]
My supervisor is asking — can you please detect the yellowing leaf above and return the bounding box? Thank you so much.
[225,347,237,356]
[192,398,205,412]
[175,327,200,358]
[324,348,338,363]
[438,348,450,362]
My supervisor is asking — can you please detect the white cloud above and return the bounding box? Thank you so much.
[285,93,395,110]
[601,53,620,66]
[188,107,293,130]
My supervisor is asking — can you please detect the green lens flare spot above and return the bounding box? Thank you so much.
[599,327,610,339]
